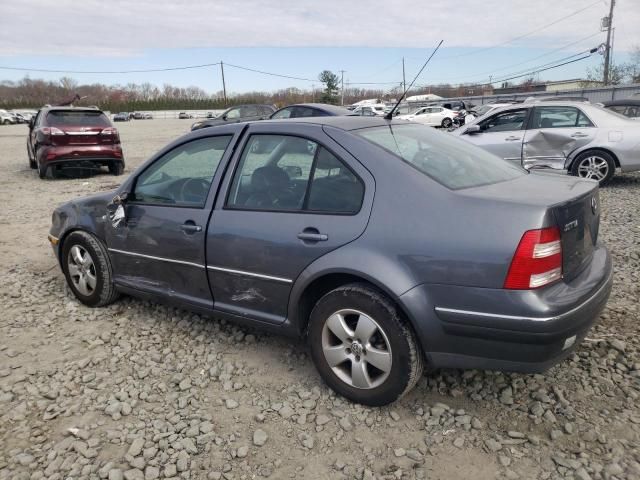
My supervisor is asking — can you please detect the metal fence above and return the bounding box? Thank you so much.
[104,109,226,119]
[419,83,640,107]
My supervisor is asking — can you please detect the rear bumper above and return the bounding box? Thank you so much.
[400,244,613,373]
[37,145,124,166]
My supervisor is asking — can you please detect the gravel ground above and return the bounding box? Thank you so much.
[0,120,639,480]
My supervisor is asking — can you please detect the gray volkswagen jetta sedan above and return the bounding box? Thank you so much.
[48,117,613,406]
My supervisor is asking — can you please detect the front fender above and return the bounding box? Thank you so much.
[50,193,113,265]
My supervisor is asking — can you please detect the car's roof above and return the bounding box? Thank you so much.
[263,116,402,131]
[278,103,352,114]
[603,99,640,107]
[44,106,105,112]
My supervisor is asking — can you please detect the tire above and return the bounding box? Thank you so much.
[109,162,124,176]
[61,231,120,307]
[570,150,615,186]
[441,118,453,128]
[308,283,423,406]
[38,161,49,179]
[2,119,9,125]
[28,148,37,169]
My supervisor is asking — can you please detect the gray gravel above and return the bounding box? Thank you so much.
[0,120,639,479]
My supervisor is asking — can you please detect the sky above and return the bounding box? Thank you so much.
[0,0,637,95]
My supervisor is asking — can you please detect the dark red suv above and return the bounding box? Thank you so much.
[27,107,125,178]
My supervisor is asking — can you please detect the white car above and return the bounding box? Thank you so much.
[396,105,456,128]
[352,104,386,116]
[0,109,17,125]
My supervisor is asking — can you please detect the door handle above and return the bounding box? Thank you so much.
[504,136,521,141]
[180,221,202,234]
[297,228,328,242]
[570,133,589,138]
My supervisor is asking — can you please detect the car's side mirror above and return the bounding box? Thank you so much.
[107,193,128,227]
[222,114,228,121]
[464,125,481,134]
[28,117,35,129]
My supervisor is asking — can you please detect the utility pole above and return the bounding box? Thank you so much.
[220,61,228,107]
[339,70,345,106]
[312,84,315,102]
[603,0,615,85]
[402,57,406,93]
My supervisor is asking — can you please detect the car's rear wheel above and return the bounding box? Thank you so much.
[109,162,124,176]
[441,118,452,128]
[38,161,50,179]
[61,231,119,307]
[308,283,423,406]
[571,150,615,186]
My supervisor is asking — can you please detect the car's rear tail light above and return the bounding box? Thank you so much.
[40,126,65,136]
[101,127,120,143]
[504,227,562,290]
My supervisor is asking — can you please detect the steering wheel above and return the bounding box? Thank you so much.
[178,178,210,203]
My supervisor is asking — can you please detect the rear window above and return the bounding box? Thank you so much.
[356,124,525,190]
[46,110,110,127]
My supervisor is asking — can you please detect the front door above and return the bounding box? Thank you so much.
[206,123,374,325]
[466,107,531,165]
[106,134,234,309]
[522,105,597,171]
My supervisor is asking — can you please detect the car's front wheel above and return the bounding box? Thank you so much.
[571,150,615,186]
[61,231,120,307]
[308,283,423,406]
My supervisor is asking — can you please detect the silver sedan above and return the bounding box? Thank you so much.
[453,101,640,185]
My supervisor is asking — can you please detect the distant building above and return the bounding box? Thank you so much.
[492,79,604,95]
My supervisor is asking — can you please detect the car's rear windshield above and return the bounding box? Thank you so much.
[355,123,525,190]
[46,110,110,127]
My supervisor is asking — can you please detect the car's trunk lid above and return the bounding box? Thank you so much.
[460,171,600,283]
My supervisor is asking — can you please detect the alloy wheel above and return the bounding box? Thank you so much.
[67,245,97,296]
[321,309,392,389]
[577,155,609,181]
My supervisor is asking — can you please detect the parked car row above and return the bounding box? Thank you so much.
[0,109,36,125]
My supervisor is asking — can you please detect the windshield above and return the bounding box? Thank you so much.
[356,124,525,190]
[472,105,493,117]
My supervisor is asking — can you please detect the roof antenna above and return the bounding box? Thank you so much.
[384,40,443,120]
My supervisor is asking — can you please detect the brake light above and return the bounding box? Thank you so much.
[40,126,65,136]
[101,127,120,143]
[504,227,562,289]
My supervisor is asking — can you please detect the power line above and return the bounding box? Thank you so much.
[0,62,221,74]
[223,62,317,82]
[424,31,603,84]
[432,0,601,61]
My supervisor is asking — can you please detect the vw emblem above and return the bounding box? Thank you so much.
[591,196,598,214]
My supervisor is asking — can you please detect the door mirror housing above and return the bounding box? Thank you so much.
[222,114,228,121]
[464,125,481,135]
[28,117,35,129]
[107,193,128,228]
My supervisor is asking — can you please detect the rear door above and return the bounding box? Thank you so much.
[206,122,374,325]
[465,107,531,165]
[522,106,597,171]
[106,129,239,309]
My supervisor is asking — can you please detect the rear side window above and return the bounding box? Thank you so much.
[46,110,110,127]
[531,106,594,129]
[356,124,525,190]
[226,134,363,213]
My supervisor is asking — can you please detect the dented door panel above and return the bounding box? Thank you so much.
[523,128,596,170]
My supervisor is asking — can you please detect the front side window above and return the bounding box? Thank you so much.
[133,135,232,207]
[479,109,528,133]
[531,106,594,129]
[227,135,364,213]
[241,106,259,117]
[356,124,524,190]
[225,108,241,119]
